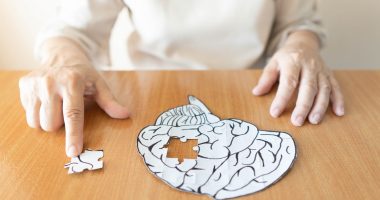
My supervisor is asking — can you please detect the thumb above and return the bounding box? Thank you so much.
[94,78,130,119]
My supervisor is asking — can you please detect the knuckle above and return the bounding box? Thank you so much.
[68,130,83,139]
[331,79,341,90]
[66,70,81,82]
[63,70,82,87]
[40,75,54,86]
[282,75,299,89]
[316,98,329,109]
[64,108,82,122]
[61,70,84,94]
[320,83,332,93]
[308,65,319,73]
[305,60,321,73]
[275,93,290,102]
[40,75,56,94]
[297,103,312,111]
[334,91,344,102]
[264,61,278,71]
[263,68,276,76]
[290,50,304,61]
[303,81,318,94]
[323,71,331,79]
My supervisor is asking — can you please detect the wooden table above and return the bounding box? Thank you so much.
[0,70,379,200]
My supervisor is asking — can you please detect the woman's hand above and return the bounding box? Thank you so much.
[19,37,129,157]
[253,31,344,126]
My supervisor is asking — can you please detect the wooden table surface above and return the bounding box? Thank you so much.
[0,70,379,200]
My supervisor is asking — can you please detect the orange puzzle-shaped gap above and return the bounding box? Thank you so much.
[165,138,198,163]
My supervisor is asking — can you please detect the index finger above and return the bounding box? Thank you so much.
[62,88,84,157]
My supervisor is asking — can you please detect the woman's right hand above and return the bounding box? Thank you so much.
[19,37,129,158]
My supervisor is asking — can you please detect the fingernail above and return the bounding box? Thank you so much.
[336,106,345,116]
[252,87,259,95]
[270,107,281,118]
[310,113,321,124]
[67,145,77,157]
[293,115,304,126]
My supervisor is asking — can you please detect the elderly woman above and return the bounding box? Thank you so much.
[18,0,344,157]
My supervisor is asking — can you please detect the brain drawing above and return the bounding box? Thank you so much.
[137,96,297,199]
[64,149,104,174]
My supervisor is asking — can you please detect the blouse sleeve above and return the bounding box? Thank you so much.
[34,0,124,68]
[266,0,326,57]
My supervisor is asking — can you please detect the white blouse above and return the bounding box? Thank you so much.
[35,0,325,70]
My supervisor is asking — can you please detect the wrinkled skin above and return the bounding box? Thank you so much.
[18,38,129,157]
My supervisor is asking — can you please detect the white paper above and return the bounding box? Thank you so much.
[137,96,297,199]
[64,149,104,174]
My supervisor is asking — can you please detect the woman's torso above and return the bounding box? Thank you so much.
[119,0,275,69]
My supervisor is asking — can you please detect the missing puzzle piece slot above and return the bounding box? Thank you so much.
[165,138,198,163]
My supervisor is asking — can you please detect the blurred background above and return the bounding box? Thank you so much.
[0,0,379,69]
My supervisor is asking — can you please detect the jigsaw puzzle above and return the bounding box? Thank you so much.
[137,96,297,199]
[64,149,104,174]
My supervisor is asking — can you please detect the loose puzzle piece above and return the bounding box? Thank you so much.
[64,149,104,174]
[137,96,297,199]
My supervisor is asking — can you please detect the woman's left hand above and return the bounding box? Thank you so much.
[252,31,344,126]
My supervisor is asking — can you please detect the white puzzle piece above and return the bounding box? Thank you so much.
[64,149,104,174]
[137,96,297,199]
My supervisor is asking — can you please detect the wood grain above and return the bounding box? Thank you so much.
[0,70,379,200]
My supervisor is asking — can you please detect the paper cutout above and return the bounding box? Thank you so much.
[64,149,104,174]
[137,96,297,198]
[137,96,297,199]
